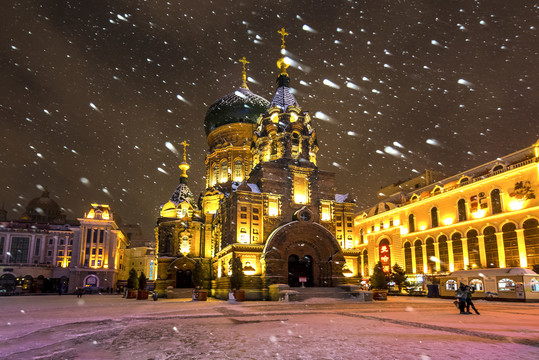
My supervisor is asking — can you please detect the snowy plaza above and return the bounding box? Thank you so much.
[1,295,538,360]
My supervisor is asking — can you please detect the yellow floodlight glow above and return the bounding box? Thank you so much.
[472,209,486,219]
[271,113,279,123]
[508,199,525,211]
[400,227,408,235]
[243,262,256,275]
[443,217,454,226]
[419,225,426,231]
[383,223,389,229]
[393,219,400,226]
[289,112,298,122]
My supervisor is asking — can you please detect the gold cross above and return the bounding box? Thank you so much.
[179,140,189,162]
[239,56,250,88]
[278,27,289,49]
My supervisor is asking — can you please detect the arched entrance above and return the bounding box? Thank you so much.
[263,219,345,287]
[288,254,314,287]
[175,269,192,288]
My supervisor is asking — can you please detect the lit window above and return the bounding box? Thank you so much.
[268,197,279,216]
[498,278,515,292]
[445,279,457,290]
[234,159,243,182]
[531,279,539,292]
[220,161,228,183]
[293,174,308,204]
[469,279,484,291]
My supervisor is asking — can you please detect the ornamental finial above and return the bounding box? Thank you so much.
[238,56,250,89]
[276,28,290,75]
[178,140,190,179]
[278,27,289,49]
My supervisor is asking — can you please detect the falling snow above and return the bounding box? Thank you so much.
[1,1,537,236]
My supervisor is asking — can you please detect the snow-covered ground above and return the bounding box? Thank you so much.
[1,295,538,359]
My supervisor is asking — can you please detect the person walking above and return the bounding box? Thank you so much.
[455,283,468,314]
[466,285,480,315]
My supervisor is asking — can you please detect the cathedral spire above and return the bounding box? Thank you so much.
[276,27,290,77]
[178,140,190,183]
[238,56,250,89]
[271,27,298,110]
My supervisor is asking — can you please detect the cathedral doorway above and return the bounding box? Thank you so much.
[263,221,346,288]
[288,254,314,287]
[175,270,192,288]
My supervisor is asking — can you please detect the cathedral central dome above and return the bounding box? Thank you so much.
[204,87,270,136]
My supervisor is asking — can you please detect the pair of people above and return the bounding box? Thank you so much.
[454,283,480,315]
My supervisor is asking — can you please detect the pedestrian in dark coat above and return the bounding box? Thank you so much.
[455,283,468,314]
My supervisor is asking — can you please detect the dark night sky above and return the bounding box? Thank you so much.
[1,1,538,238]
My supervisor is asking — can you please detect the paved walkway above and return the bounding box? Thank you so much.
[1,295,538,359]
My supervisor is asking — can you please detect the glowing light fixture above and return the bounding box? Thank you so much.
[383,223,389,229]
[400,228,408,235]
[243,262,256,275]
[419,225,426,231]
[472,209,486,219]
[271,113,279,123]
[342,265,354,277]
[394,219,400,226]
[290,112,298,122]
[508,199,525,211]
[443,217,454,226]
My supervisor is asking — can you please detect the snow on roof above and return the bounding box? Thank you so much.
[335,193,348,203]
[247,183,261,193]
[449,267,537,278]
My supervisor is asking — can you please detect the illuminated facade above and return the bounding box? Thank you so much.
[155,30,356,298]
[0,196,131,294]
[71,204,130,292]
[354,140,539,279]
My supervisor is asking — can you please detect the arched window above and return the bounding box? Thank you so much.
[492,164,504,172]
[438,235,449,272]
[212,164,219,186]
[431,207,439,228]
[408,214,415,233]
[291,132,300,158]
[523,219,539,266]
[403,242,413,273]
[483,226,499,268]
[502,223,519,267]
[457,199,467,222]
[220,161,228,183]
[362,249,369,276]
[491,189,502,214]
[466,230,481,268]
[414,240,423,273]
[498,278,515,292]
[233,159,243,182]
[470,278,484,291]
[445,279,457,290]
[452,232,464,271]
[426,237,436,273]
[531,278,539,292]
[458,176,469,186]
[271,140,279,156]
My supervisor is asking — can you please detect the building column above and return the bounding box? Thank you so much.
[447,240,454,272]
[461,237,469,269]
[496,232,505,268]
[478,235,486,268]
[360,253,364,277]
[29,234,36,264]
[434,241,440,272]
[411,246,417,273]
[515,229,527,268]
[3,235,11,263]
[422,244,428,274]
